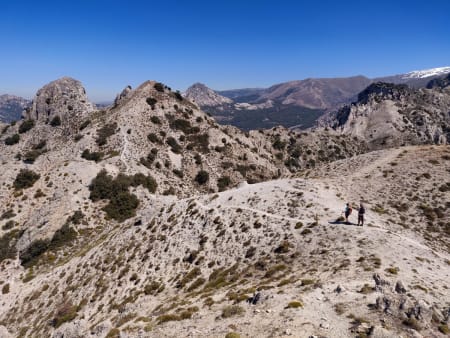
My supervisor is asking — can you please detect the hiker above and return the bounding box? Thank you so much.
[358,203,365,226]
[344,203,352,223]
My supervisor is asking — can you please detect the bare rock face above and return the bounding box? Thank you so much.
[184,82,233,107]
[323,82,450,149]
[24,77,94,125]
[114,85,132,106]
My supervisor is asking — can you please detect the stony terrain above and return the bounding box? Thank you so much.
[0,77,449,338]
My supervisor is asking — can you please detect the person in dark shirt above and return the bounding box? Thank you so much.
[357,203,365,226]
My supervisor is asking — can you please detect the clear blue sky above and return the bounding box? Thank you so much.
[1,0,450,101]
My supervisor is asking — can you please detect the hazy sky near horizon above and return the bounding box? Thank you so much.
[1,0,450,101]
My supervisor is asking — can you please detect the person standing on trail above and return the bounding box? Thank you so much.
[358,203,365,227]
[344,203,352,223]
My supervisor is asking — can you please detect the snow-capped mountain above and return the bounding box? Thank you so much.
[402,66,450,79]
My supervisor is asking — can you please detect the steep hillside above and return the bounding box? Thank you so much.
[321,82,450,149]
[0,145,448,338]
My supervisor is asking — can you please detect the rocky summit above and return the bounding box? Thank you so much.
[0,77,449,338]
[0,95,31,123]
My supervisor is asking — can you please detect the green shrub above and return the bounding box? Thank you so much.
[144,281,165,295]
[105,328,121,338]
[438,324,449,334]
[4,134,20,145]
[79,119,91,130]
[221,305,245,318]
[50,115,61,126]
[146,97,157,107]
[286,301,303,308]
[140,149,158,168]
[195,170,209,185]
[1,283,10,294]
[174,91,183,101]
[147,133,161,144]
[217,176,231,191]
[1,209,16,220]
[81,149,104,162]
[19,239,50,267]
[67,210,84,225]
[0,230,20,263]
[187,133,209,153]
[89,170,157,222]
[166,137,182,154]
[173,169,184,178]
[96,122,117,146]
[225,333,241,338]
[170,119,199,134]
[52,302,77,328]
[22,149,45,163]
[18,119,35,133]
[13,169,40,190]
[2,220,16,230]
[150,116,161,124]
[49,223,77,251]
[154,82,165,92]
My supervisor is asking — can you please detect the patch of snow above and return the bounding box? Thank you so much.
[402,66,450,79]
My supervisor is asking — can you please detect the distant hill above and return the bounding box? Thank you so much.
[0,94,30,123]
[185,67,450,130]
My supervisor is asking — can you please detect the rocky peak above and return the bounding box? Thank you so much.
[184,82,233,107]
[114,85,132,106]
[24,77,94,124]
[356,82,412,104]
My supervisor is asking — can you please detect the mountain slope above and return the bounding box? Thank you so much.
[0,145,448,337]
[321,81,450,149]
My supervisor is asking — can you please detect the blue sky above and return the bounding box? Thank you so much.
[1,0,450,101]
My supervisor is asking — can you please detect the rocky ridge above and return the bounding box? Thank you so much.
[320,81,450,149]
[0,77,449,338]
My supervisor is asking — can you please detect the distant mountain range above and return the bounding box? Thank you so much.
[185,66,450,130]
[0,95,31,123]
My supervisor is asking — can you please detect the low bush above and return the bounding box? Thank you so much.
[13,169,40,190]
[4,134,20,145]
[79,119,91,130]
[96,122,117,146]
[2,220,16,231]
[50,115,61,126]
[166,137,182,154]
[19,239,50,267]
[52,302,77,328]
[170,119,199,134]
[217,176,231,191]
[0,230,21,263]
[187,133,209,153]
[1,283,9,294]
[22,149,45,163]
[89,170,157,222]
[147,133,161,144]
[150,116,161,124]
[146,97,157,108]
[221,305,245,318]
[154,82,165,92]
[286,301,303,308]
[18,119,35,134]
[195,170,209,185]
[81,149,104,162]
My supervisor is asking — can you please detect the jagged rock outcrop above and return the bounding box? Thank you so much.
[24,77,94,125]
[114,85,132,106]
[322,82,450,149]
